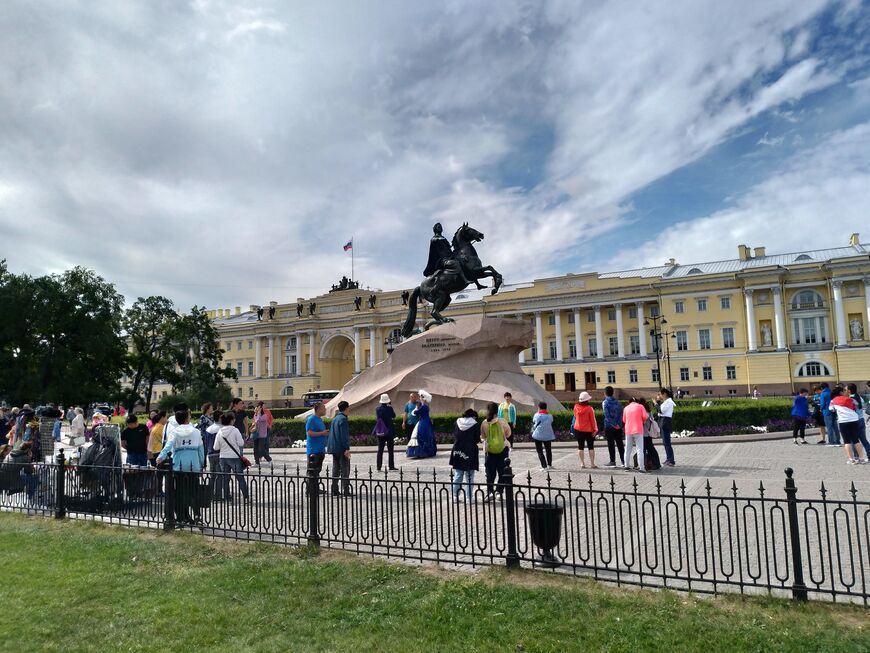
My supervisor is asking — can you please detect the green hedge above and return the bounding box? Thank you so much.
[265,402,795,446]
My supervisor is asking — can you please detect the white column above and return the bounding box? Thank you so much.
[353,327,361,373]
[553,310,564,361]
[254,337,262,378]
[573,308,582,360]
[772,287,786,350]
[308,330,316,375]
[534,312,544,363]
[297,332,305,375]
[832,281,848,347]
[594,305,604,360]
[516,313,526,363]
[614,303,625,358]
[864,277,870,340]
[267,336,275,377]
[636,302,647,357]
[744,290,757,352]
[369,326,376,367]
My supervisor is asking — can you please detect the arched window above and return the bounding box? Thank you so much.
[280,385,295,396]
[687,267,703,275]
[796,361,832,378]
[794,254,813,262]
[790,289,824,310]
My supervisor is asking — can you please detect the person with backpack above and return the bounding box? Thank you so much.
[481,401,511,502]
[640,399,662,471]
[531,401,556,470]
[572,392,599,469]
[622,398,649,473]
[847,383,870,463]
[156,408,205,524]
[601,386,624,468]
[450,409,480,503]
[374,394,397,471]
[791,389,810,445]
[327,401,352,496]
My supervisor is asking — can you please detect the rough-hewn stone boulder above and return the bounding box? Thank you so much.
[319,316,563,417]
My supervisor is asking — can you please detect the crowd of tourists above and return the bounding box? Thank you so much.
[791,381,870,464]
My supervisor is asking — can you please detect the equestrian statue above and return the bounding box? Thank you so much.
[400,222,503,337]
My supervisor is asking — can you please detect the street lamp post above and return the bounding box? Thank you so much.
[644,314,667,391]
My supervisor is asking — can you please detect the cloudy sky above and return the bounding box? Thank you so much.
[2,1,869,310]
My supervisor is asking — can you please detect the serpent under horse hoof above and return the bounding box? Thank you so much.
[401,222,503,338]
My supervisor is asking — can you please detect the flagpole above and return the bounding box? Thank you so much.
[351,236,354,283]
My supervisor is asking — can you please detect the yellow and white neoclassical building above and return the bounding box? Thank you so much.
[151,235,870,404]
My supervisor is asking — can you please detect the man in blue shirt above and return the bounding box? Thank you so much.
[602,386,624,468]
[305,402,329,476]
[402,392,420,443]
[791,389,809,445]
[819,383,841,446]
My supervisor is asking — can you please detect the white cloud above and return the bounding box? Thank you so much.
[0,0,864,310]
[607,122,870,270]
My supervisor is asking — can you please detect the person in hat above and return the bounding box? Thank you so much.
[407,390,436,458]
[572,391,599,469]
[374,393,397,471]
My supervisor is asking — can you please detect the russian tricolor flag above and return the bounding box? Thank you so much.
[343,240,353,251]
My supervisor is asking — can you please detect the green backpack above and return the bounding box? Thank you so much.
[486,420,506,454]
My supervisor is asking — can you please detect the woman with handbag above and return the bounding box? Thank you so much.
[213,412,251,504]
[374,394,397,471]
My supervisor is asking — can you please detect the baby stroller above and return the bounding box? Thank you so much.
[72,425,123,512]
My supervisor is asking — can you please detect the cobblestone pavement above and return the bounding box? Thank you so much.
[265,429,870,500]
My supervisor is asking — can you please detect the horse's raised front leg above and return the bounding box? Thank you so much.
[473,265,503,295]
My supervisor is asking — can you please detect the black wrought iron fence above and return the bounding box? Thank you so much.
[0,450,866,605]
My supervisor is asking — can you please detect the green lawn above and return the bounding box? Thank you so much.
[0,513,866,652]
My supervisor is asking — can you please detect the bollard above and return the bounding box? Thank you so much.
[54,449,66,519]
[307,463,320,548]
[502,458,520,569]
[784,468,808,601]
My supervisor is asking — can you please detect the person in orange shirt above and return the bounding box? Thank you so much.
[572,392,599,468]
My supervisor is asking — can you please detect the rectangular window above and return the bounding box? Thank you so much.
[568,339,577,359]
[548,314,555,326]
[290,337,297,349]
[720,296,731,310]
[680,367,690,382]
[248,387,254,397]
[649,305,660,317]
[702,365,712,381]
[587,337,597,358]
[587,311,595,323]
[236,362,243,377]
[226,341,231,351]
[726,364,736,380]
[567,312,575,324]
[248,361,254,377]
[676,330,688,351]
[629,334,640,355]
[607,309,616,321]
[698,329,711,350]
[608,336,619,356]
[801,317,817,344]
[651,368,660,383]
[674,301,684,314]
[728,388,737,396]
[628,306,638,319]
[248,340,253,349]
[530,343,537,360]
[236,341,242,351]
[607,370,616,383]
[629,369,638,383]
[697,298,708,312]
[722,327,735,349]
[548,341,557,359]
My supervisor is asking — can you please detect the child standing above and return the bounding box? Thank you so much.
[791,389,809,445]
[572,392,599,469]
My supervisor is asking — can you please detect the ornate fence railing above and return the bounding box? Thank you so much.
[0,451,866,604]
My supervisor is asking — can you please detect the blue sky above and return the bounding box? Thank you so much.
[1,1,869,308]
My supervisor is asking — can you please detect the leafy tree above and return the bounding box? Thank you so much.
[0,262,126,406]
[122,295,178,412]
[170,305,237,408]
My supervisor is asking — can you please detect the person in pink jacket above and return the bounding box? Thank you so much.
[622,398,649,473]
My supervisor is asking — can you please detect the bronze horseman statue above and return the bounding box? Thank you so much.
[401,222,503,337]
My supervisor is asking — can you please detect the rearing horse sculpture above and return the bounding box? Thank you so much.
[401,223,503,337]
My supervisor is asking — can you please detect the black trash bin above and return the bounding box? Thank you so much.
[524,502,564,568]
